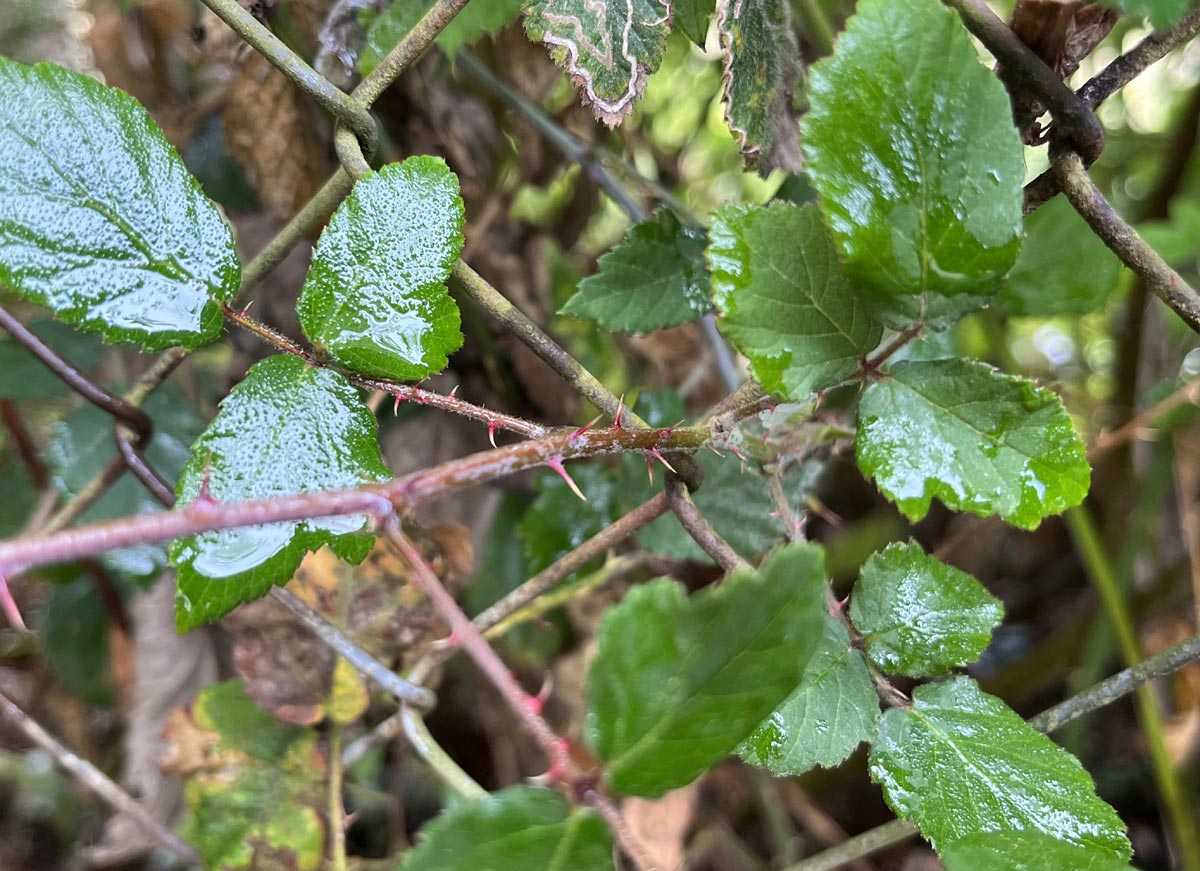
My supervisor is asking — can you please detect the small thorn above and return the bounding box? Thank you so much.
[705,443,725,458]
[449,384,459,398]
[647,447,677,474]
[393,392,405,415]
[657,418,686,441]
[569,414,603,445]
[646,455,655,484]
[487,420,499,448]
[544,738,572,781]
[612,394,626,429]
[0,575,26,632]
[523,676,554,717]
[546,455,586,501]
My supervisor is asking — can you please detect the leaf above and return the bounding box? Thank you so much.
[560,208,712,333]
[297,158,464,382]
[739,615,880,776]
[43,579,115,707]
[869,677,1131,859]
[850,541,1003,677]
[717,0,803,173]
[46,387,205,585]
[164,681,326,871]
[170,355,391,632]
[518,462,623,575]
[855,359,1090,530]
[398,786,612,871]
[676,0,716,44]
[0,320,105,401]
[1103,0,1197,28]
[523,0,671,126]
[998,196,1124,317]
[940,831,1138,871]
[359,0,524,72]
[709,202,882,400]
[0,59,239,351]
[801,0,1025,327]
[586,543,827,796]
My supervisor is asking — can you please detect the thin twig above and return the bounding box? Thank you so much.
[1078,11,1200,110]
[0,689,201,865]
[665,476,748,573]
[1088,375,1200,460]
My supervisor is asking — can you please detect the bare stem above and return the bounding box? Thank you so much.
[665,476,748,573]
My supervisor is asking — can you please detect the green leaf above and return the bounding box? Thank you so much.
[46,387,205,585]
[850,541,1003,677]
[710,203,882,400]
[855,359,1090,530]
[44,580,115,707]
[717,0,803,172]
[1103,0,1197,27]
[298,158,464,382]
[0,320,105,401]
[739,615,879,776]
[169,681,326,871]
[561,208,711,333]
[518,462,622,576]
[398,786,612,871]
[869,677,1131,859]
[0,59,239,351]
[940,832,1138,871]
[801,0,1024,326]
[170,355,391,632]
[523,0,671,125]
[998,196,1123,317]
[586,543,827,796]
[676,0,716,44]
[359,0,524,72]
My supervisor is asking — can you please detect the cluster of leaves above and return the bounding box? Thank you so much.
[2,0,1195,866]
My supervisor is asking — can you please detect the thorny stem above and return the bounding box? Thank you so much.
[0,689,202,866]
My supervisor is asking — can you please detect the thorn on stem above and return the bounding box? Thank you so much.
[569,414,603,446]
[612,394,626,430]
[646,448,677,474]
[487,420,499,448]
[546,455,586,501]
[449,384,459,398]
[0,574,26,632]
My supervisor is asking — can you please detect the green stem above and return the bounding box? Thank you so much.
[1065,505,1200,871]
[328,723,347,871]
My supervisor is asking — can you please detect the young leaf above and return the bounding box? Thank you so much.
[940,831,1138,871]
[856,359,1090,530]
[739,615,880,776]
[870,677,1131,859]
[586,543,827,796]
[0,59,239,351]
[850,541,1003,677]
[560,208,711,333]
[676,0,716,44]
[399,786,612,871]
[46,388,205,586]
[998,196,1123,317]
[298,157,464,382]
[717,0,803,173]
[164,681,326,871]
[524,0,671,125]
[170,355,391,632]
[709,203,882,400]
[801,0,1024,326]
[359,0,524,71]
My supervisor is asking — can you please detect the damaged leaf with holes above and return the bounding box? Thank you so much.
[170,355,391,632]
[586,543,827,796]
[298,157,464,382]
[163,681,326,871]
[0,59,239,350]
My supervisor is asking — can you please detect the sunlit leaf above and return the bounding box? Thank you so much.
[298,157,464,382]
[802,0,1024,327]
[740,615,880,776]
[171,355,391,631]
[0,59,239,350]
[941,831,1137,871]
[870,677,1131,859]
[855,359,1090,529]
[710,202,882,400]
[587,544,827,796]
[850,541,1003,677]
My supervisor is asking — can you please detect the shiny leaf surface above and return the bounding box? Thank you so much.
[998,196,1123,317]
[850,541,1003,677]
[718,0,803,172]
[398,786,612,871]
[739,615,879,775]
[801,0,1024,326]
[171,355,391,631]
[298,158,464,382]
[0,59,239,350]
[710,203,882,400]
[940,831,1137,871]
[524,0,671,125]
[561,208,711,332]
[870,678,1131,858]
[587,544,827,796]
[856,359,1090,529]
